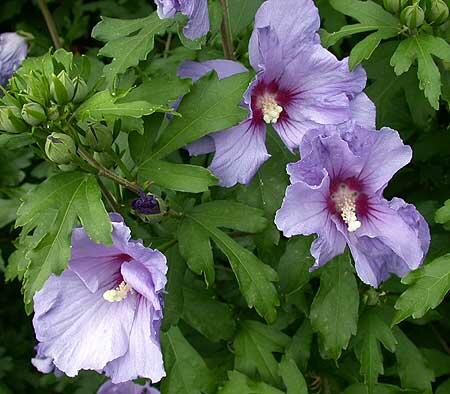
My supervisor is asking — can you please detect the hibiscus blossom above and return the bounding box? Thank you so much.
[154,0,209,40]
[32,214,167,383]
[182,0,373,187]
[0,32,27,87]
[275,122,430,287]
[98,380,159,394]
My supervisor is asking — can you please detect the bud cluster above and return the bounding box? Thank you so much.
[0,49,97,166]
[383,0,448,28]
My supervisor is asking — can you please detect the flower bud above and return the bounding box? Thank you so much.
[0,106,28,133]
[426,0,449,24]
[131,193,166,223]
[50,71,75,105]
[47,105,60,121]
[21,102,47,126]
[82,124,113,152]
[45,132,76,165]
[401,4,425,28]
[383,0,409,14]
[73,77,89,103]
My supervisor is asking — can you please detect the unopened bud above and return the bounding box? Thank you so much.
[426,0,449,24]
[47,105,60,121]
[50,71,75,105]
[82,124,113,152]
[21,102,47,126]
[131,193,165,223]
[45,132,76,165]
[0,106,28,133]
[383,0,409,14]
[73,77,89,103]
[401,5,425,28]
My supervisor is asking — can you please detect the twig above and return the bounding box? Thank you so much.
[164,32,172,58]
[219,0,234,59]
[37,0,62,49]
[78,146,142,194]
[97,178,121,213]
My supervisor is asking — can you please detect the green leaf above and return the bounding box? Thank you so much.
[393,254,450,324]
[146,72,249,160]
[234,320,290,386]
[182,282,236,342]
[390,34,450,109]
[436,379,450,394]
[421,348,450,378]
[138,160,217,193]
[310,252,359,360]
[129,115,163,165]
[0,199,20,229]
[279,357,308,394]
[15,172,112,306]
[178,218,215,286]
[228,0,265,36]
[92,13,172,84]
[218,371,283,394]
[278,237,313,303]
[393,328,434,392]
[161,326,216,394]
[344,383,418,394]
[187,205,279,322]
[76,90,171,121]
[286,320,313,370]
[119,76,191,107]
[0,134,33,150]
[162,246,186,329]
[435,199,450,226]
[353,308,397,393]
[325,0,400,66]
[191,201,268,233]
[349,30,396,70]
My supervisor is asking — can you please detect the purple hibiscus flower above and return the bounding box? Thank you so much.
[98,380,159,394]
[182,0,373,187]
[32,214,167,384]
[275,121,430,287]
[0,32,27,87]
[155,0,209,40]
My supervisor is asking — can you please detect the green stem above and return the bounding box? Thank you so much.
[219,0,234,59]
[37,0,62,49]
[78,146,142,194]
[107,148,135,181]
[97,178,121,212]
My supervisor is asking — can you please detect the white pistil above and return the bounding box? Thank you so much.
[103,281,132,302]
[331,184,362,232]
[260,94,283,124]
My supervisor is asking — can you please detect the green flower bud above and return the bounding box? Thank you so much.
[0,106,28,134]
[426,0,449,24]
[45,132,76,165]
[21,102,47,126]
[50,71,75,105]
[47,105,60,121]
[401,4,425,28]
[383,0,409,14]
[73,77,90,103]
[82,124,113,152]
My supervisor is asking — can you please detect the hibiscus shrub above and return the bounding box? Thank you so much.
[1,0,450,393]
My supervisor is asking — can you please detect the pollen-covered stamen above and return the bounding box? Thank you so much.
[331,183,362,232]
[103,281,133,302]
[259,93,283,124]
